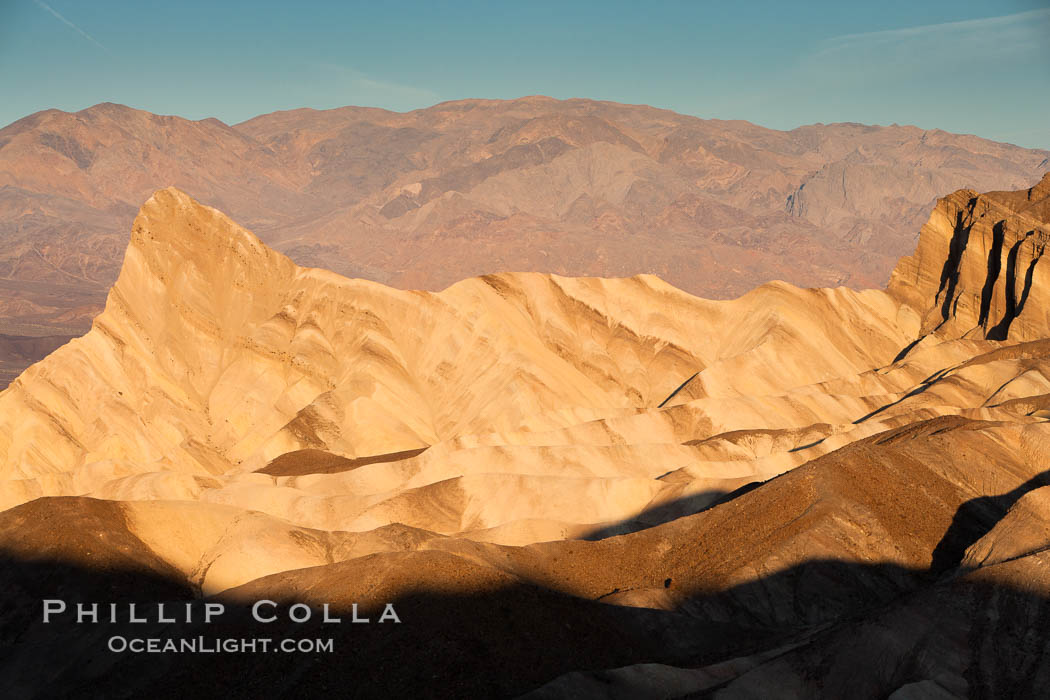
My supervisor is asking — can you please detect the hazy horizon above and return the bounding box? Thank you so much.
[1,0,1048,149]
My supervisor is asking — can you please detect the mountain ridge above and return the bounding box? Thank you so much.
[2,97,1048,391]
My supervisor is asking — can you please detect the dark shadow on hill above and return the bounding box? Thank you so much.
[3,449,1049,699]
[579,481,763,541]
[977,221,1006,328]
[657,371,700,408]
[257,446,429,477]
[853,369,948,424]
[890,334,926,364]
[988,230,1043,341]
[930,469,1050,573]
[2,541,1049,699]
[935,202,976,325]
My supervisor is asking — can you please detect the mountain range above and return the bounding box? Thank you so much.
[1,97,1048,386]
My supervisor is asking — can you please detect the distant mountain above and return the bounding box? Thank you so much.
[0,97,1047,386]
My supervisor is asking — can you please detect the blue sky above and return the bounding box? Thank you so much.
[2,0,1048,148]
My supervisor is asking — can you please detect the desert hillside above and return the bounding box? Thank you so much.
[1,98,1048,386]
[1,175,1050,697]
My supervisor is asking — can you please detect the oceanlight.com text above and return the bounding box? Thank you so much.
[107,636,335,654]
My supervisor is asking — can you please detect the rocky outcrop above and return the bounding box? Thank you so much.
[890,171,1050,342]
[0,187,919,517]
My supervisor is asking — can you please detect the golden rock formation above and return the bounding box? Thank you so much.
[890,171,1050,341]
[3,177,1050,697]
[2,179,1049,540]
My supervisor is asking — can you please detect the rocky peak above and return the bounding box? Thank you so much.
[889,172,1050,342]
[104,186,297,341]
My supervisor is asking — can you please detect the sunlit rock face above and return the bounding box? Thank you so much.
[890,171,1050,342]
[2,176,1050,698]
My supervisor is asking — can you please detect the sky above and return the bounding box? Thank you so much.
[1,0,1048,148]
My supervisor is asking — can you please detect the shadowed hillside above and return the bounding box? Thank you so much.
[4,413,1050,698]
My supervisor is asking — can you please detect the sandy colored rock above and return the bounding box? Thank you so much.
[1,176,1050,697]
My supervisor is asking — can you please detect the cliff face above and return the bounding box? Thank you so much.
[890,172,1050,342]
